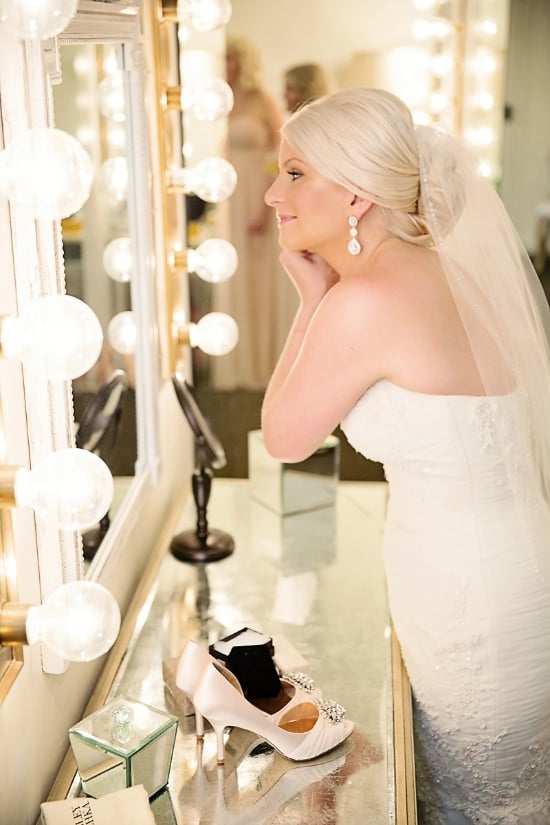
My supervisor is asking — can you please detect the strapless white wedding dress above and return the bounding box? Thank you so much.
[340,380,550,825]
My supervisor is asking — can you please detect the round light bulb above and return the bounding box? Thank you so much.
[97,156,128,203]
[26,581,120,661]
[97,72,125,123]
[0,0,78,40]
[0,128,93,219]
[183,78,234,121]
[103,237,132,283]
[188,157,237,203]
[108,311,136,355]
[14,448,114,531]
[187,238,238,283]
[1,295,103,379]
[177,0,232,31]
[189,312,238,356]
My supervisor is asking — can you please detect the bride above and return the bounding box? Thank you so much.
[262,87,550,824]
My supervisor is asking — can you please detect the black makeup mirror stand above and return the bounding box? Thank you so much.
[170,463,234,563]
[170,374,234,564]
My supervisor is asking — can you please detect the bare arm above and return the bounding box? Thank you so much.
[262,251,389,461]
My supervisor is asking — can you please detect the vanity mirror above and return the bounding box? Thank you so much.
[46,7,161,581]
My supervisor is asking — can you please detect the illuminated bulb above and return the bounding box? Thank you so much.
[476,92,495,111]
[108,311,136,355]
[0,0,78,40]
[471,51,497,74]
[7,448,114,531]
[179,78,234,121]
[0,128,93,219]
[431,53,453,76]
[412,17,451,40]
[1,295,103,379]
[98,72,125,122]
[168,157,237,203]
[103,237,132,283]
[430,92,448,114]
[411,19,433,39]
[24,581,120,661]
[177,0,232,32]
[478,160,493,179]
[479,19,497,37]
[73,52,93,75]
[412,110,431,126]
[465,126,494,147]
[188,312,238,356]
[185,238,238,282]
[97,156,128,203]
[106,123,126,152]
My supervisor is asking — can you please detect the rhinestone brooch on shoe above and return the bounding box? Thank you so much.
[285,672,316,693]
[315,697,346,724]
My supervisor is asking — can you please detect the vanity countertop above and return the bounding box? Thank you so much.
[65,478,416,824]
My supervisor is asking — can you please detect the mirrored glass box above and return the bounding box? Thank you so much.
[69,697,177,799]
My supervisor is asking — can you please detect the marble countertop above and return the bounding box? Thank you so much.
[69,478,413,824]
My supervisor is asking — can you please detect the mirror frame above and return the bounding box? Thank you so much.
[48,6,162,585]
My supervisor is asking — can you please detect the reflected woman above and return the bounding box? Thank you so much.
[283,62,335,114]
[210,35,297,391]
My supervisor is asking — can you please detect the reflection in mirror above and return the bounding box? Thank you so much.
[52,43,137,567]
[0,398,23,698]
[75,369,129,561]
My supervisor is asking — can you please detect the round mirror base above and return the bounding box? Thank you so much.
[170,528,234,564]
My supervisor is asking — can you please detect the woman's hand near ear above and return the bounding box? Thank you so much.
[280,249,340,306]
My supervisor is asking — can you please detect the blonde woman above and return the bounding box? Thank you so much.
[283,62,335,113]
[263,87,550,823]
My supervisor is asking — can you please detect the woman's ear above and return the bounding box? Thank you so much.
[350,194,373,220]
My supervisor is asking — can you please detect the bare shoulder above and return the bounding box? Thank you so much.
[324,241,438,315]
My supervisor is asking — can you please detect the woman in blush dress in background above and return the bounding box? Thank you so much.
[210,35,297,391]
[261,87,550,823]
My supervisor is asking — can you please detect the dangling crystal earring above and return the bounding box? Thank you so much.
[348,216,361,255]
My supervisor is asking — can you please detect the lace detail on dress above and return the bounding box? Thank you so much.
[415,700,550,825]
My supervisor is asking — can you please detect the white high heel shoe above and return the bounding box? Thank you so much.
[175,640,334,740]
[175,639,214,738]
[193,660,354,764]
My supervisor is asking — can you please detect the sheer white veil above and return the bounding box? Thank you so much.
[416,125,550,507]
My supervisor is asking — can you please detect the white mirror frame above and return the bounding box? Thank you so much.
[51,8,162,585]
[0,4,160,674]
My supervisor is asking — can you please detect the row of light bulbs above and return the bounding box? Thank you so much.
[409,0,505,180]
[0,0,124,664]
[154,0,240,363]
[0,0,238,662]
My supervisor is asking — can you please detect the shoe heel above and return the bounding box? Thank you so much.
[211,720,226,764]
[195,711,204,739]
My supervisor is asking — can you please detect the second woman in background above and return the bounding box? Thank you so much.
[211,35,297,391]
[283,62,335,114]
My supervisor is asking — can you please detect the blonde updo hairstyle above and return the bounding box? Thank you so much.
[282,87,432,246]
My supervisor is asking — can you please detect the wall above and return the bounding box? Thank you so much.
[228,0,418,107]
[499,0,550,251]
